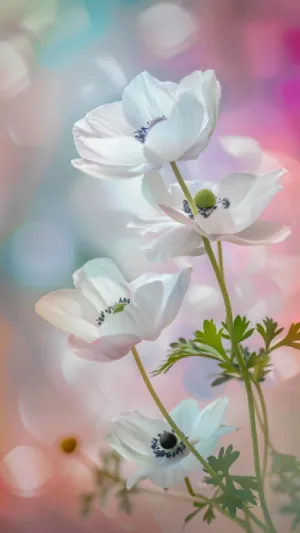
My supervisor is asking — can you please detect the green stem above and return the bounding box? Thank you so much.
[170,161,198,215]
[202,238,276,533]
[244,512,254,533]
[217,241,224,276]
[131,346,220,480]
[254,382,270,478]
[168,164,273,532]
[132,347,267,533]
[184,477,196,497]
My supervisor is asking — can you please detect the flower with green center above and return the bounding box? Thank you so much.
[128,171,291,262]
[194,189,217,209]
[113,302,128,314]
[35,258,191,362]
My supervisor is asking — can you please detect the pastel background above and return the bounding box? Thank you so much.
[1,0,300,531]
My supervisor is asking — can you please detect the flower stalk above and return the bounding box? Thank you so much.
[131,346,267,533]
[171,162,277,533]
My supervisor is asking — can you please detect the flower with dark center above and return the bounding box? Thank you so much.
[107,397,235,489]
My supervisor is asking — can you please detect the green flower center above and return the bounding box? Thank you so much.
[194,189,217,209]
[113,302,128,314]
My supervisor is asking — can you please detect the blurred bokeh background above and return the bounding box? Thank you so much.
[1,0,300,531]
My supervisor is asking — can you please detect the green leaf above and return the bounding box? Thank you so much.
[183,502,207,527]
[271,450,300,531]
[222,315,255,344]
[151,326,228,376]
[203,505,216,524]
[204,446,258,517]
[195,320,228,359]
[211,374,234,387]
[271,451,299,475]
[276,323,300,351]
[256,317,284,350]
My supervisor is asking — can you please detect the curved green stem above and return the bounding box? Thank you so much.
[170,162,198,215]
[254,382,270,479]
[184,477,196,497]
[131,346,267,533]
[217,241,224,276]
[131,346,220,481]
[244,512,254,533]
[202,238,276,533]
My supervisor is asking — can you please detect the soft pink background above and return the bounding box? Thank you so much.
[1,0,300,531]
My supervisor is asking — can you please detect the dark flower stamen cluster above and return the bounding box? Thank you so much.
[151,429,187,459]
[182,197,230,219]
[134,116,166,143]
[97,297,131,326]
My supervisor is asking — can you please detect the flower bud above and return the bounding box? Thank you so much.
[59,436,78,455]
[194,189,217,209]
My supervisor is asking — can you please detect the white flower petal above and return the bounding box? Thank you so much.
[194,208,237,236]
[179,69,220,128]
[73,258,130,308]
[223,221,291,246]
[214,425,238,437]
[231,169,285,231]
[73,134,147,175]
[71,158,146,180]
[142,225,204,261]
[129,279,164,340]
[111,413,165,456]
[141,172,173,208]
[157,267,192,330]
[144,92,206,165]
[170,399,199,435]
[35,290,100,342]
[148,463,187,489]
[192,397,229,440]
[219,173,258,207]
[83,101,131,137]
[68,332,140,362]
[107,434,152,465]
[122,71,176,129]
[113,411,166,441]
[127,468,152,489]
[159,204,193,226]
[183,436,219,469]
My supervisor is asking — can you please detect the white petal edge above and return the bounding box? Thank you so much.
[35,290,100,342]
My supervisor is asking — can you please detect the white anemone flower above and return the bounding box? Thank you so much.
[35,258,191,362]
[130,170,291,261]
[72,70,220,179]
[107,397,235,489]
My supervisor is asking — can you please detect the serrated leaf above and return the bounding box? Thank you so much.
[195,320,228,359]
[256,317,284,350]
[204,446,258,517]
[222,315,255,344]
[276,323,300,351]
[183,502,207,527]
[211,374,234,387]
[203,505,216,524]
[151,335,225,377]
